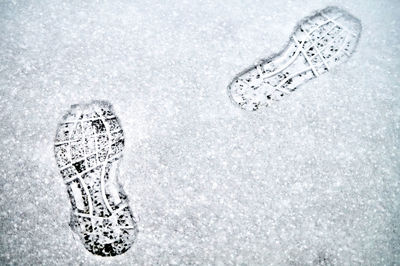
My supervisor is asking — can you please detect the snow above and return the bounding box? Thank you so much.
[0,0,399,264]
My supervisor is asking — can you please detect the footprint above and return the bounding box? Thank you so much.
[54,101,138,256]
[228,6,362,111]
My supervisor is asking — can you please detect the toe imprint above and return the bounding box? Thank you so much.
[228,6,362,111]
[54,100,138,256]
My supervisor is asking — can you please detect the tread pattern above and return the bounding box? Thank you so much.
[54,101,138,256]
[228,6,362,111]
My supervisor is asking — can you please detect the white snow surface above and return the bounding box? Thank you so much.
[0,0,399,265]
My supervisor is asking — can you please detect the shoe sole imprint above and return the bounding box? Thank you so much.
[227,6,362,111]
[54,101,138,256]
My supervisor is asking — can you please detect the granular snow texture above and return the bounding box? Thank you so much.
[0,0,399,265]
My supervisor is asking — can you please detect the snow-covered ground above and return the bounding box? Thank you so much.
[0,0,399,264]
